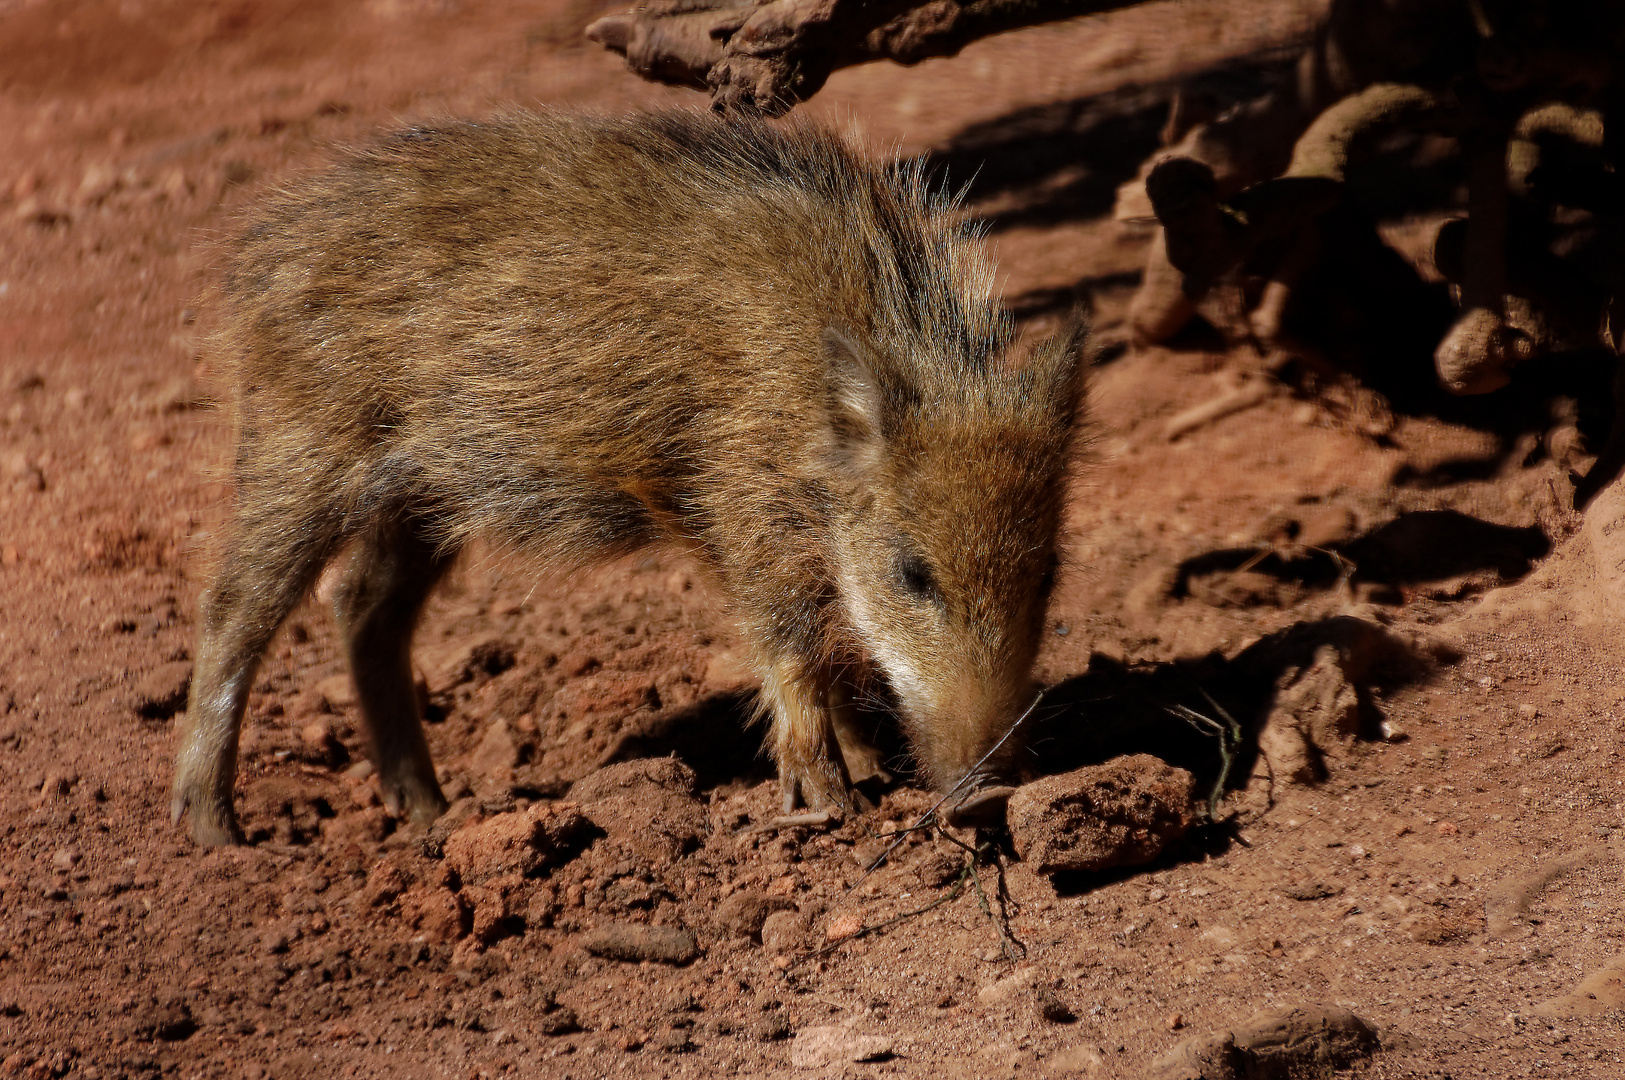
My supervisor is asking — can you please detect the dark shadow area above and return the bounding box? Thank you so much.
[1387,346,1620,485]
[1049,823,1237,897]
[1004,270,1142,323]
[599,688,778,789]
[921,84,1170,232]
[918,60,1289,233]
[1338,510,1549,585]
[1173,508,1550,602]
[1024,616,1440,813]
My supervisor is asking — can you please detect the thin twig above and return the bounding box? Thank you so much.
[1164,686,1245,820]
[935,828,1025,961]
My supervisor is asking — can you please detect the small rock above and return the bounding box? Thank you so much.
[313,674,355,711]
[76,162,119,204]
[651,1029,693,1053]
[760,910,807,955]
[470,718,523,779]
[713,889,797,940]
[789,1025,894,1068]
[824,911,863,942]
[1047,1044,1105,1074]
[1006,756,1198,875]
[661,988,699,1014]
[299,720,345,767]
[580,922,699,965]
[126,1000,197,1042]
[537,1005,581,1036]
[1146,1004,1379,1080]
[977,968,1037,1006]
[751,1014,792,1042]
[38,771,78,799]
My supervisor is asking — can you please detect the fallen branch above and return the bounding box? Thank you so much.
[587,0,1141,116]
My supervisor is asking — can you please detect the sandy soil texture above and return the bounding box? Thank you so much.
[1,1,1622,1077]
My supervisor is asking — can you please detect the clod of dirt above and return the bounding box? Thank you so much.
[441,801,591,883]
[469,718,524,783]
[537,1004,582,1036]
[1034,984,1077,1024]
[464,879,524,943]
[751,1014,793,1042]
[760,909,807,955]
[1256,644,1360,785]
[1279,880,1343,901]
[363,857,416,907]
[1146,1004,1380,1080]
[580,921,699,965]
[789,1025,895,1067]
[1532,953,1625,1018]
[399,886,471,943]
[568,758,708,862]
[131,661,191,721]
[312,673,354,711]
[418,636,519,691]
[1005,756,1198,875]
[124,1000,196,1043]
[712,889,797,941]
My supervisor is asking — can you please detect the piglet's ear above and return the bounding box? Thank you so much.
[1024,311,1090,422]
[821,325,886,475]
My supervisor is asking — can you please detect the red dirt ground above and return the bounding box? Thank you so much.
[1,1,1623,1077]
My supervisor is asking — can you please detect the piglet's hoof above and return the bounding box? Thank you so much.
[942,784,1016,829]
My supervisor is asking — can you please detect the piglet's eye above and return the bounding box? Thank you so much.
[895,553,939,603]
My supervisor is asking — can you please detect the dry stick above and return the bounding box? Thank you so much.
[1163,686,1244,820]
[845,688,1046,895]
[936,825,1026,961]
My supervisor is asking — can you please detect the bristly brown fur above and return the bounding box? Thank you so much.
[174,109,1088,845]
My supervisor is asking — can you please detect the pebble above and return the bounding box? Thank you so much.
[823,912,863,942]
[789,1025,894,1068]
